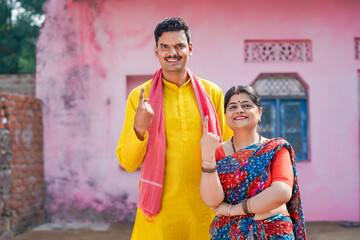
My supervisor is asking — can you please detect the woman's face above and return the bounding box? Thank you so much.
[225,93,262,131]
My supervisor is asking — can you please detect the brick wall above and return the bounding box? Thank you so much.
[0,94,44,237]
[0,75,35,98]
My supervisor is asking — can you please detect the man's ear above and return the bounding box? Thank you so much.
[189,42,193,56]
[154,45,158,58]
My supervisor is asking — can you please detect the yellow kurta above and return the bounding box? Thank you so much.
[116,78,232,240]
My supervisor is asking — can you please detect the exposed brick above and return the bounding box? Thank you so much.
[11,186,26,195]
[25,159,32,165]
[11,172,21,180]
[7,123,19,130]
[18,110,25,116]
[34,111,42,118]
[9,95,21,101]
[11,158,25,165]
[1,101,15,108]
[11,108,19,115]
[12,179,22,188]
[7,130,14,137]
[11,202,18,210]
[0,93,44,235]
[14,102,22,109]
[7,116,17,122]
[13,152,22,158]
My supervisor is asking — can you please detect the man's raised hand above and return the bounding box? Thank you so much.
[134,87,154,140]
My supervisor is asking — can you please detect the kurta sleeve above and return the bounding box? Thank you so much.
[116,85,150,172]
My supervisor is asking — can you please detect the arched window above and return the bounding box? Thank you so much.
[252,73,308,161]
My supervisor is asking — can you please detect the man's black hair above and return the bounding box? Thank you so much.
[154,17,191,46]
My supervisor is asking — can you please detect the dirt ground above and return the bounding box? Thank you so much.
[14,222,360,240]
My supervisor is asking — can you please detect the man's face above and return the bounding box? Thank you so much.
[154,30,192,74]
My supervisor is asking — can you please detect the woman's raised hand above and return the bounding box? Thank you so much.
[200,116,220,163]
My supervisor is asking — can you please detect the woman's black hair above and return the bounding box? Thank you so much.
[154,17,191,46]
[224,85,262,113]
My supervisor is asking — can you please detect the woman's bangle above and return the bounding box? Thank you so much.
[242,198,250,215]
[247,198,252,214]
[201,166,217,173]
[228,203,232,217]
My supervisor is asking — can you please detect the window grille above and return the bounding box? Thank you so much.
[245,40,312,63]
[253,74,307,96]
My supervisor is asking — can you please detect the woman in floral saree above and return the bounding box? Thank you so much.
[200,85,306,240]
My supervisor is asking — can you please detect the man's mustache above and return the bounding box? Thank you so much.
[165,56,182,60]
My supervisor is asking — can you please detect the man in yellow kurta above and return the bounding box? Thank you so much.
[116,17,231,240]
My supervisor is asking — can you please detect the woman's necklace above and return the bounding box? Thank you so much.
[231,135,262,153]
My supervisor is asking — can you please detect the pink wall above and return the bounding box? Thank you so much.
[37,0,360,222]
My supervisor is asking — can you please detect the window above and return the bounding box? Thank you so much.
[252,73,308,161]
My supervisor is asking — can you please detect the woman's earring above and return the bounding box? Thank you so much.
[258,119,261,123]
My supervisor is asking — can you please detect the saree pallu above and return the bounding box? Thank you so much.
[210,138,306,240]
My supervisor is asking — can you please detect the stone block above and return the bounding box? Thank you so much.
[1,194,11,216]
[0,130,10,156]
[0,171,12,190]
[0,200,3,216]
[0,229,13,240]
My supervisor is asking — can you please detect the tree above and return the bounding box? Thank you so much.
[0,0,46,74]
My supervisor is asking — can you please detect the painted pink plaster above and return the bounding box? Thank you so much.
[37,0,360,222]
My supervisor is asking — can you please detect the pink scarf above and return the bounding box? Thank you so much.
[137,68,222,218]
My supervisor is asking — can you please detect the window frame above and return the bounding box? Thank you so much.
[252,73,310,162]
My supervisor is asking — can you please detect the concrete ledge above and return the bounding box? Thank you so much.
[33,223,110,231]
